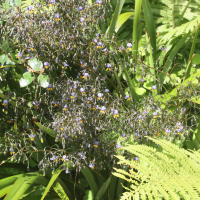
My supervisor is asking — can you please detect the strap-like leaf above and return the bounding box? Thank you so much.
[41,168,64,200]
[4,174,39,200]
[52,181,69,200]
[94,176,111,200]
[81,167,98,197]
[142,0,156,62]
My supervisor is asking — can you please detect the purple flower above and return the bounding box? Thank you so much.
[152,85,156,91]
[80,88,85,94]
[27,6,34,13]
[63,105,68,111]
[122,133,126,138]
[62,62,68,69]
[29,134,36,141]
[44,62,49,68]
[79,6,83,12]
[96,0,102,6]
[80,17,85,23]
[113,110,119,118]
[55,13,60,21]
[125,95,131,101]
[165,128,170,135]
[127,43,132,50]
[2,99,8,106]
[106,63,111,71]
[116,144,122,150]
[97,42,102,49]
[100,106,106,113]
[153,112,158,118]
[49,0,55,6]
[33,101,40,109]
[97,93,103,100]
[94,142,98,148]
[48,84,53,90]
[105,89,109,93]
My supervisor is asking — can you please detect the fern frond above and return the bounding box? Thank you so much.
[113,137,200,200]
[159,15,200,44]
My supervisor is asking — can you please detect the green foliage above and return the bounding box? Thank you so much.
[113,137,200,200]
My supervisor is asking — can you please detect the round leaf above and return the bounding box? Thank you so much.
[135,87,146,95]
[19,72,34,87]
[28,58,43,71]
[192,54,200,65]
[38,74,50,88]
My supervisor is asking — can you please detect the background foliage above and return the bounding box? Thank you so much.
[0,0,200,199]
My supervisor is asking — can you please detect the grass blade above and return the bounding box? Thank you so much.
[94,176,111,200]
[158,33,190,91]
[142,0,156,62]
[132,0,142,59]
[175,0,192,27]
[184,24,200,80]
[52,181,69,200]
[120,60,139,102]
[81,167,98,197]
[106,0,126,39]
[41,168,64,200]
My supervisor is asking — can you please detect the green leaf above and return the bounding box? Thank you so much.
[142,0,156,62]
[135,87,146,95]
[185,24,200,80]
[175,0,192,27]
[52,182,69,200]
[83,190,94,200]
[106,0,126,39]
[192,54,200,65]
[38,74,50,88]
[132,0,142,59]
[120,60,139,102]
[94,176,111,200]
[81,167,98,197]
[0,174,23,190]
[0,185,12,198]
[158,33,190,91]
[108,175,118,200]
[4,174,39,200]
[28,58,43,72]
[19,72,34,87]
[41,168,64,200]
[115,12,134,33]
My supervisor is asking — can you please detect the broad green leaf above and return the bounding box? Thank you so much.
[19,72,34,87]
[52,182,69,200]
[81,167,98,197]
[38,74,50,88]
[0,185,12,198]
[28,58,43,71]
[192,54,200,65]
[4,174,39,200]
[41,168,64,200]
[94,176,111,200]
[135,87,146,95]
[0,174,23,190]
[115,12,134,33]
[142,0,156,62]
